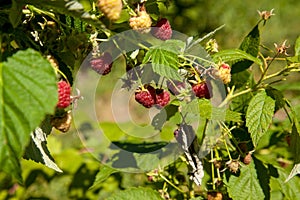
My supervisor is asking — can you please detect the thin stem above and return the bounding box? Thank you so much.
[159,174,185,193]
[211,150,216,190]
[255,52,280,87]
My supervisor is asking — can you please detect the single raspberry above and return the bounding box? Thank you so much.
[155,89,170,108]
[90,52,113,75]
[135,85,156,108]
[98,0,122,21]
[152,18,172,40]
[192,81,211,99]
[129,11,152,33]
[218,63,231,84]
[243,153,252,165]
[57,80,71,108]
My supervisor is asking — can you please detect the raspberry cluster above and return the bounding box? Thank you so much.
[135,85,170,108]
[152,18,172,40]
[218,63,231,84]
[129,11,152,33]
[57,80,71,108]
[90,52,113,75]
[98,0,122,21]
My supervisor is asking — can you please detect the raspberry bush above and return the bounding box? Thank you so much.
[1,1,300,199]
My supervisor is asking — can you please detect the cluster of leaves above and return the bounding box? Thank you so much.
[1,0,300,199]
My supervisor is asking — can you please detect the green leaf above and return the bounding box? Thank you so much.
[295,36,300,56]
[198,99,242,122]
[9,0,24,28]
[90,165,118,189]
[107,187,163,200]
[151,104,178,130]
[286,163,300,183]
[274,167,300,198]
[212,49,262,67]
[246,90,275,146]
[143,40,183,80]
[227,161,265,200]
[230,70,255,89]
[0,49,57,181]
[290,123,300,162]
[231,24,260,73]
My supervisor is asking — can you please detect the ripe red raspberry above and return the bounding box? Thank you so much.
[57,80,71,108]
[90,52,113,75]
[135,85,156,108]
[192,81,211,99]
[152,18,172,40]
[155,89,170,108]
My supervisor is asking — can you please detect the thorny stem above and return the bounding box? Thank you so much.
[159,174,185,193]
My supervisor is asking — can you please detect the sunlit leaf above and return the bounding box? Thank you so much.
[0,49,57,182]
[212,49,262,66]
[107,187,163,200]
[227,161,265,200]
[246,90,275,146]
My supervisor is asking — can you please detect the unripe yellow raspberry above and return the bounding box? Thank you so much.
[129,11,152,33]
[218,63,231,84]
[98,0,122,21]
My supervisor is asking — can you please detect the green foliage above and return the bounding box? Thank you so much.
[1,0,300,199]
[231,24,260,73]
[0,49,57,182]
[246,90,275,146]
[212,49,261,67]
[227,161,265,200]
[107,187,163,200]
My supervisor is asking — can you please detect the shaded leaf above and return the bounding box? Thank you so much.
[246,90,275,146]
[107,187,163,200]
[231,24,260,73]
[0,49,57,182]
[151,104,178,130]
[9,0,24,28]
[227,161,265,200]
[274,167,300,198]
[265,87,285,112]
